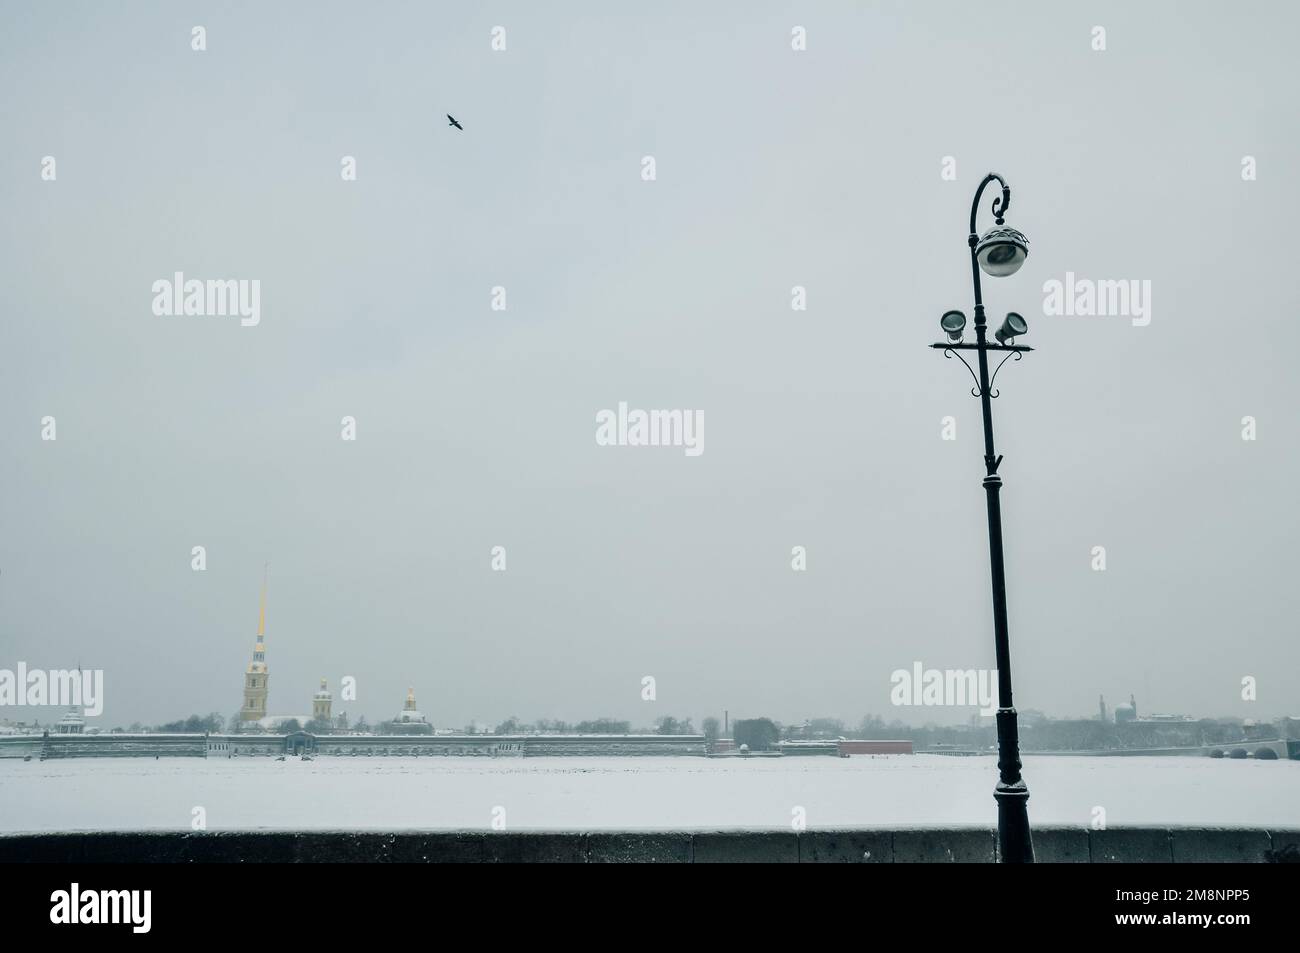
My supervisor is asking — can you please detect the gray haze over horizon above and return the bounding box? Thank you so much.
[2,2,1298,729]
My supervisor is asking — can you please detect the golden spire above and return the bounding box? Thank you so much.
[248,564,269,673]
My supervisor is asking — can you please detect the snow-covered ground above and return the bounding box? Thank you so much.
[1,755,1297,832]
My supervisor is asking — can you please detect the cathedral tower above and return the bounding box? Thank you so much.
[313,678,332,723]
[240,567,270,723]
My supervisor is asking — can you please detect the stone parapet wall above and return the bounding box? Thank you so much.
[2,828,1296,863]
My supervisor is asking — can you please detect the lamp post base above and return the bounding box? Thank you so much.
[994,707,1034,863]
[994,783,1034,863]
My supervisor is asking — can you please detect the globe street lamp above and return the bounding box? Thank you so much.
[930,172,1035,863]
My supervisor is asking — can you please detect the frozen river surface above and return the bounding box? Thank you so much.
[2,755,1297,832]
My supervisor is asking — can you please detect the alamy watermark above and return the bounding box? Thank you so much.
[151,272,261,327]
[890,662,997,716]
[595,402,703,457]
[0,664,103,716]
[50,883,150,933]
[1042,272,1151,327]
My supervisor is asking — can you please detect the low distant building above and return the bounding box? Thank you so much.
[1282,718,1300,759]
[254,714,313,732]
[778,740,838,756]
[390,688,433,735]
[838,739,913,756]
[1114,694,1138,723]
[55,707,85,734]
[1019,709,1048,727]
[8,731,711,759]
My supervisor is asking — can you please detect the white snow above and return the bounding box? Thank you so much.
[1,755,1297,832]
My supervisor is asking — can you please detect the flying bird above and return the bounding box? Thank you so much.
[447,114,463,130]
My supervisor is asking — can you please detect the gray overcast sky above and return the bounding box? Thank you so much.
[2,1,1297,728]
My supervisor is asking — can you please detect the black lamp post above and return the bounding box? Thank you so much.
[930,172,1035,863]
